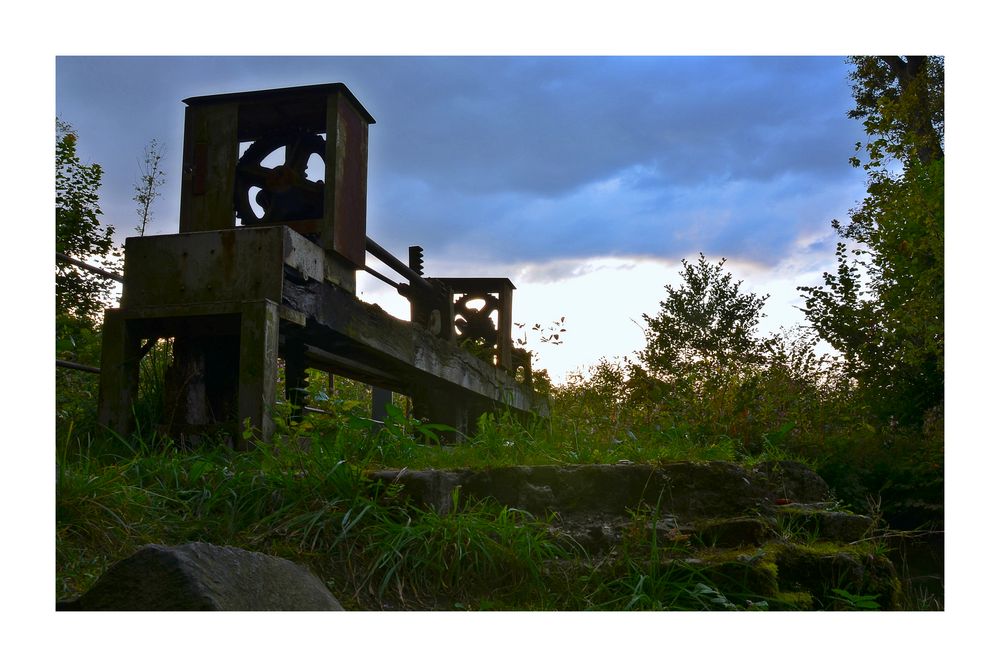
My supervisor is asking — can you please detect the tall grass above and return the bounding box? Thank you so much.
[55,341,939,609]
[55,429,579,609]
[57,420,923,610]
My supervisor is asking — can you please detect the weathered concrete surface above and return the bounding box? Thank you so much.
[369,461,869,558]
[57,543,343,611]
[367,461,899,609]
[772,542,901,607]
[776,504,875,543]
[370,460,830,520]
[696,517,775,548]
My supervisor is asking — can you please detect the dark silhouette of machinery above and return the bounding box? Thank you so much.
[98,83,542,445]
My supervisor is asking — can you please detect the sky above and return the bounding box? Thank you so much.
[55,55,868,382]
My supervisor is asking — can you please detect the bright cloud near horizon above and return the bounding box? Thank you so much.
[56,56,868,383]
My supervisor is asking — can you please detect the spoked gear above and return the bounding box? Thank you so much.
[454,293,501,343]
[234,130,326,225]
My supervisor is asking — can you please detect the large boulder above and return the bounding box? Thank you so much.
[57,543,344,611]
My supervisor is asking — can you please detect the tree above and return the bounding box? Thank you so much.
[637,254,816,452]
[846,56,943,169]
[640,253,774,381]
[133,139,166,237]
[798,57,944,426]
[56,119,119,324]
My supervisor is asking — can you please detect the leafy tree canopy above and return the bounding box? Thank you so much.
[56,119,118,324]
[847,56,943,169]
[799,57,944,426]
[640,253,774,380]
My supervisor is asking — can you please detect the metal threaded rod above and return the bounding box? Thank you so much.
[364,237,434,293]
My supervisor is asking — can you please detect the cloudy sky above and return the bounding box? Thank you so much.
[56,55,867,382]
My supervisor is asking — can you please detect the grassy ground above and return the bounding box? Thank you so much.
[54,345,944,611]
[56,399,936,611]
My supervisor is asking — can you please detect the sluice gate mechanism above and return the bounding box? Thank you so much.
[97,83,545,446]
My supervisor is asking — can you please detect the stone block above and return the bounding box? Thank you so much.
[57,543,344,611]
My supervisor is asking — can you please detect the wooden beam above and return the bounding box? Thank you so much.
[282,278,542,415]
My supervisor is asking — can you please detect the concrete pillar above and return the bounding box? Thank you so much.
[97,309,142,437]
[284,339,308,425]
[238,300,280,447]
[371,386,393,424]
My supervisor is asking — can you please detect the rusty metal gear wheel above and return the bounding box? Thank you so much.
[234,130,326,225]
[454,293,500,343]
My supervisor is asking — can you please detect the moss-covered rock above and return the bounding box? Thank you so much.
[772,542,900,610]
[695,517,774,548]
[366,462,903,610]
[776,505,874,543]
[371,460,831,519]
[770,590,815,610]
[753,460,831,503]
[695,549,781,598]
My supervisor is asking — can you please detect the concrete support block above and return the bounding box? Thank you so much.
[238,300,280,447]
[96,309,141,437]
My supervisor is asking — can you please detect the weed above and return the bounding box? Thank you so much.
[829,588,881,610]
[775,512,824,545]
[358,486,571,607]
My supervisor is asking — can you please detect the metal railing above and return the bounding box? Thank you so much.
[364,237,431,291]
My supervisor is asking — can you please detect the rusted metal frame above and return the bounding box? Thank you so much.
[325,91,370,267]
[496,282,514,370]
[182,83,376,126]
[179,103,240,233]
[363,237,455,345]
[179,85,377,273]
[56,252,123,283]
[511,348,534,388]
[102,65,546,439]
[436,277,516,370]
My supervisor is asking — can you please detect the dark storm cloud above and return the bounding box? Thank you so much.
[365,57,856,191]
[359,57,866,269]
[368,165,863,271]
[55,56,865,272]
